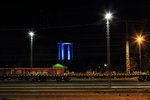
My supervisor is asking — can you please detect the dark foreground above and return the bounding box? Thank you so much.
[0,91,150,100]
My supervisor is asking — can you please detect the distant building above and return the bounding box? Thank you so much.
[58,43,73,60]
[0,63,65,75]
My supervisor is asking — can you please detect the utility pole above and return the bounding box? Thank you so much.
[125,21,130,74]
[105,12,112,88]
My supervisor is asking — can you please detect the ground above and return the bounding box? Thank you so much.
[0,92,150,100]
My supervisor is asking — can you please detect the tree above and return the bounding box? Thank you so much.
[142,54,150,72]
[130,57,137,72]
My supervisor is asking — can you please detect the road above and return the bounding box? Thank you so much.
[0,78,150,100]
[0,78,150,91]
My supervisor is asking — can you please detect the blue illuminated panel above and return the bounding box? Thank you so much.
[58,42,73,60]
[67,45,71,60]
[58,44,61,60]
[61,43,64,60]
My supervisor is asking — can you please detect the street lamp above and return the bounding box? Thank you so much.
[135,34,144,74]
[28,31,34,68]
[105,12,112,88]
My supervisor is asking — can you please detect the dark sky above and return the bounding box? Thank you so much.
[0,1,150,67]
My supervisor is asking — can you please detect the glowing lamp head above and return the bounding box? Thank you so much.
[135,34,144,44]
[138,37,142,42]
[105,12,112,20]
[29,31,34,37]
[104,64,107,67]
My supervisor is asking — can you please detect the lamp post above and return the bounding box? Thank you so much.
[136,35,143,74]
[29,31,34,68]
[105,12,112,88]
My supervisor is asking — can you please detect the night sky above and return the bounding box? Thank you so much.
[0,1,150,70]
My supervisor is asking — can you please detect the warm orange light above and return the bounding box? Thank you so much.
[137,37,143,42]
[135,34,144,44]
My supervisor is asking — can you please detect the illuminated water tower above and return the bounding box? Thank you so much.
[58,42,73,60]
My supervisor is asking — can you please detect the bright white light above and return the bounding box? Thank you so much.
[29,31,34,37]
[105,12,112,20]
[104,64,107,67]
[63,43,72,45]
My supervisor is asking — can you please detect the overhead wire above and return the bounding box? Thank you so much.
[0,19,149,31]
